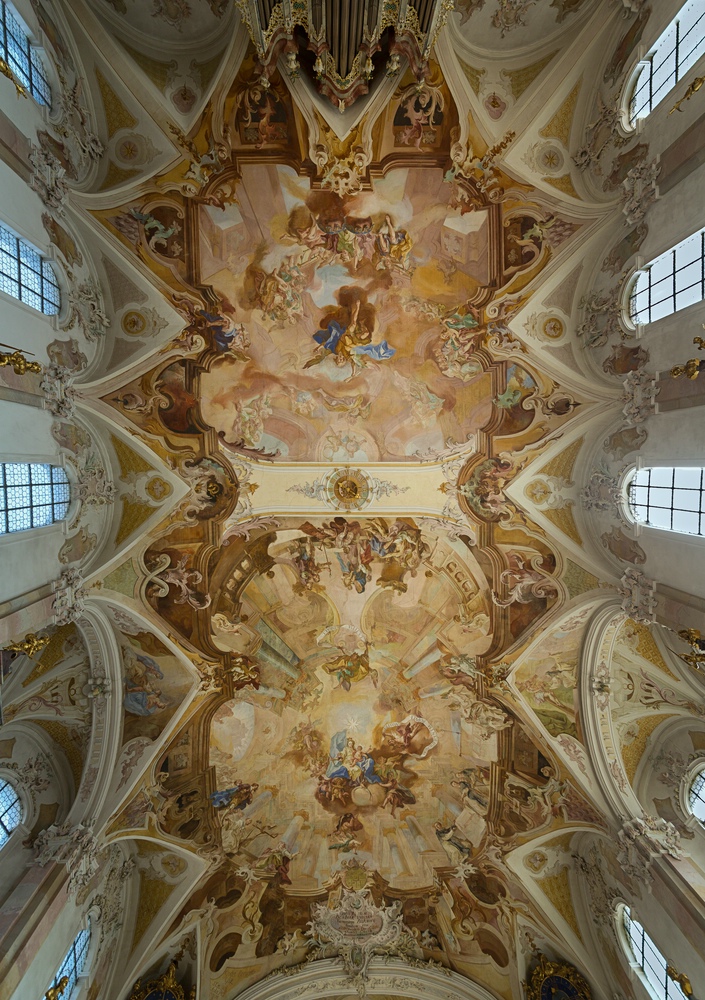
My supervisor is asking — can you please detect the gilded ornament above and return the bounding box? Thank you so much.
[0,57,27,98]
[670,76,705,114]
[670,336,705,379]
[0,349,42,375]
[2,632,50,659]
[525,953,592,1000]
[127,962,194,1000]
[45,977,69,1000]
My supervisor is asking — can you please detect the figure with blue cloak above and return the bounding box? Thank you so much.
[325,732,383,785]
[304,299,395,377]
[210,780,259,810]
[122,646,167,716]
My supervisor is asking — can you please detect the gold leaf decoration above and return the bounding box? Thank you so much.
[95,67,138,138]
[539,79,582,146]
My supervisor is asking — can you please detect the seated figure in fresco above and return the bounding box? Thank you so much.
[122,646,168,717]
[325,734,383,786]
[210,780,259,810]
[328,812,364,851]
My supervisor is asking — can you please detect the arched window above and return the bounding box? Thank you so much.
[0,221,60,315]
[0,0,50,105]
[0,778,21,848]
[48,925,91,1000]
[623,908,689,1000]
[0,463,70,534]
[628,467,705,536]
[688,765,705,822]
[630,0,705,123]
[629,226,705,326]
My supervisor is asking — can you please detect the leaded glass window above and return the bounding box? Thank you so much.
[0,0,50,105]
[623,909,689,1000]
[0,463,70,534]
[47,926,91,1000]
[628,468,705,536]
[629,227,705,326]
[630,0,705,123]
[0,222,60,315]
[689,767,705,822]
[0,778,21,847]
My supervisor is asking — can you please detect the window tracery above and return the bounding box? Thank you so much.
[0,0,50,105]
[630,0,705,123]
[0,463,70,534]
[0,221,60,315]
[627,467,705,536]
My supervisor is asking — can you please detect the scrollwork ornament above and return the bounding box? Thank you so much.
[40,364,77,418]
[52,568,88,626]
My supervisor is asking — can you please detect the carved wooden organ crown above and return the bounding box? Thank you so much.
[235,0,455,108]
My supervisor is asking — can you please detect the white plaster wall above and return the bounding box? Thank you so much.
[636,526,705,601]
[638,159,705,267]
[5,895,85,1000]
[638,300,705,374]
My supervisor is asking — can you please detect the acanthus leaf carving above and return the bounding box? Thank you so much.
[622,369,659,426]
[62,272,110,342]
[621,158,661,225]
[618,568,657,623]
[52,568,88,626]
[41,363,77,418]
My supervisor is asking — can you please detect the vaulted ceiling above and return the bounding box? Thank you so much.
[8,1,696,998]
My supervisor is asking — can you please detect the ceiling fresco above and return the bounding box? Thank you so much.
[11,0,696,997]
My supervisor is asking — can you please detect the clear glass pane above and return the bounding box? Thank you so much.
[7,508,31,531]
[30,464,52,484]
[672,509,701,534]
[690,770,705,821]
[6,485,30,509]
[646,468,673,488]
[0,462,69,535]
[0,779,21,846]
[0,222,60,314]
[647,487,674,508]
[631,1,705,121]
[673,488,701,511]
[647,506,674,530]
[674,468,702,489]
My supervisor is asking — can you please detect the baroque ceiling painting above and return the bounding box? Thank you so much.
[4,0,705,999]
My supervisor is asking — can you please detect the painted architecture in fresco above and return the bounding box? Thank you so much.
[1,1,705,1000]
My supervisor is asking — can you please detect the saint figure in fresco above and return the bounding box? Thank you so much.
[305,295,395,379]
[122,646,168,716]
[322,648,376,691]
[325,733,383,785]
[381,778,416,817]
[375,215,413,270]
[328,812,363,851]
[318,627,375,690]
[210,781,259,810]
